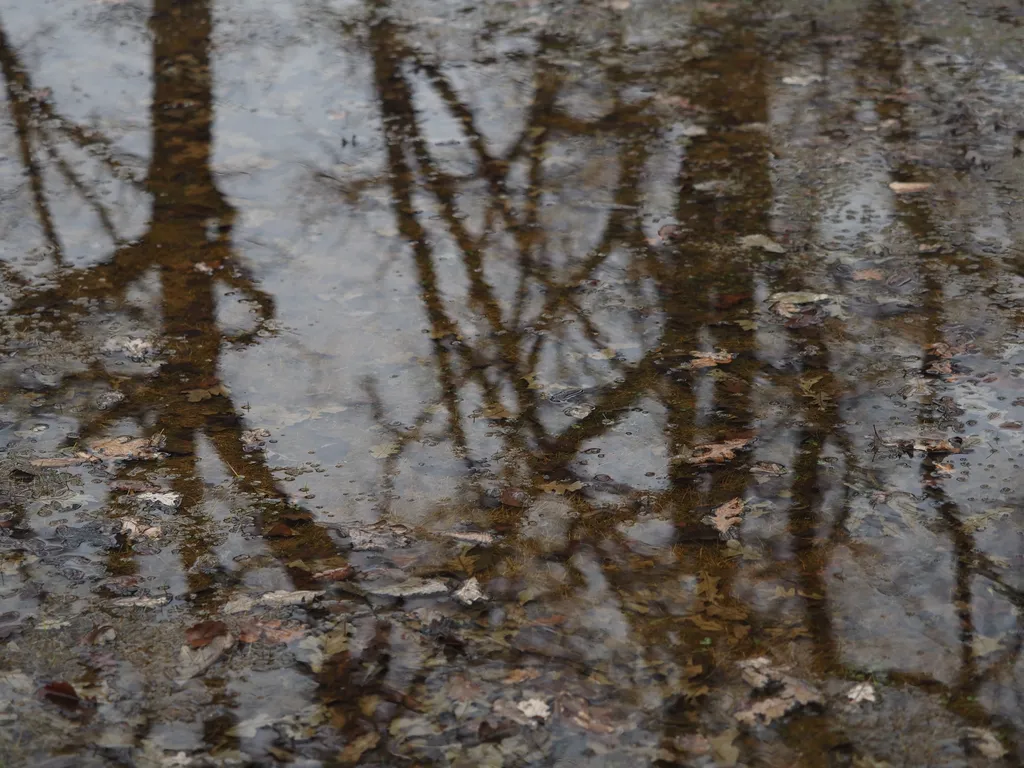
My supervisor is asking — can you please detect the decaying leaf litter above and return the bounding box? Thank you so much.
[3,0,1024,766]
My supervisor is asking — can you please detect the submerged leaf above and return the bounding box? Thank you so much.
[889,181,932,194]
[537,480,585,495]
[738,234,785,254]
[702,498,745,538]
[177,632,235,681]
[186,620,229,650]
[84,434,166,462]
[361,578,449,598]
[454,577,486,606]
[685,437,753,465]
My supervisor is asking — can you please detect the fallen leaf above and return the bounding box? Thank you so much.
[369,442,400,459]
[184,384,229,403]
[973,635,1003,657]
[684,437,753,465]
[769,292,836,319]
[503,668,541,684]
[501,488,529,507]
[87,434,166,461]
[911,437,962,454]
[120,517,162,540]
[750,461,787,477]
[345,524,411,550]
[537,480,586,495]
[39,681,84,712]
[339,732,380,764]
[135,491,182,508]
[29,456,92,468]
[223,589,323,614]
[238,618,305,644]
[322,626,349,658]
[265,522,296,538]
[964,727,1007,759]
[454,577,486,605]
[186,620,229,649]
[557,694,618,734]
[702,498,745,538]
[738,234,785,253]
[82,626,116,646]
[438,530,497,546]
[709,728,740,767]
[735,657,823,724]
[889,181,932,194]
[847,682,876,703]
[782,74,823,86]
[851,268,884,281]
[241,428,270,453]
[682,350,734,369]
[516,698,551,720]
[111,595,170,609]
[481,403,513,420]
[177,632,235,681]
[361,578,449,598]
[311,565,354,582]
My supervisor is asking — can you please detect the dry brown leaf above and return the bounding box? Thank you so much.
[185,384,229,403]
[239,619,307,645]
[29,456,92,468]
[87,434,166,461]
[735,657,822,724]
[481,403,513,420]
[339,731,380,764]
[851,268,884,281]
[702,498,745,537]
[538,480,585,495]
[557,694,618,734]
[683,350,734,369]
[889,181,932,193]
[177,632,235,681]
[685,437,753,465]
[186,620,229,649]
[503,668,541,684]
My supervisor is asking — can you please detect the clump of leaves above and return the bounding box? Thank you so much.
[734,657,823,725]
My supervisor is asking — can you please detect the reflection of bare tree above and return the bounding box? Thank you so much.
[2,0,346,751]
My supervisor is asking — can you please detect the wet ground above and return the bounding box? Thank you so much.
[2,0,1024,765]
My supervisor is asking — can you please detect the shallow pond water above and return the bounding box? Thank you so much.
[2,0,1024,765]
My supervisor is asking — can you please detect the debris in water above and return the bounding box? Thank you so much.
[681,350,734,370]
[768,292,838,319]
[516,698,551,721]
[185,620,230,649]
[120,517,161,540]
[734,657,822,725]
[369,442,400,458]
[223,589,323,613]
[241,428,270,452]
[964,727,1007,759]
[683,437,753,465]
[439,530,497,547]
[361,577,449,598]
[177,630,235,681]
[750,461,787,477]
[702,498,745,538]
[846,682,876,704]
[781,74,823,86]
[889,181,932,194]
[102,336,158,361]
[454,577,486,605]
[81,626,117,646]
[738,234,785,253]
[135,491,182,508]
